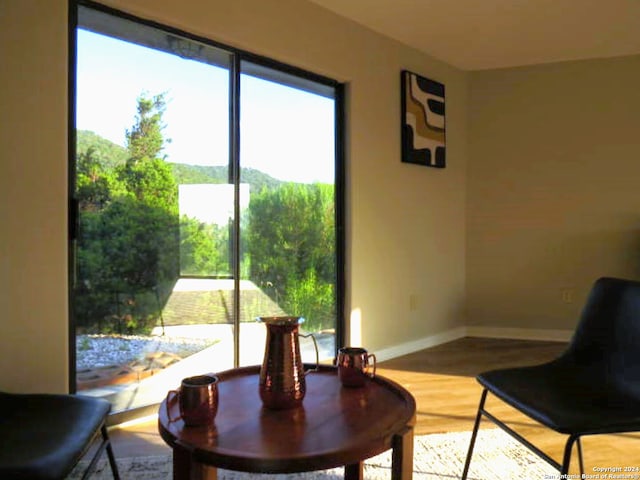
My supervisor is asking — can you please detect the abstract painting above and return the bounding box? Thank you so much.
[401,70,446,168]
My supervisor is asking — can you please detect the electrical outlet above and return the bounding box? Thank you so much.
[409,294,419,311]
[560,288,575,304]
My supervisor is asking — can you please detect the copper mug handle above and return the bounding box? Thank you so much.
[365,352,377,378]
[166,389,181,423]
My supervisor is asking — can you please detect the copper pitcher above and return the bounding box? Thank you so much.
[257,316,319,409]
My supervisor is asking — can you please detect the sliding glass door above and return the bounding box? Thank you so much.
[71,2,343,418]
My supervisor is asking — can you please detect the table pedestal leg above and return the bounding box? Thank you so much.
[344,462,363,480]
[391,425,414,480]
[173,449,217,480]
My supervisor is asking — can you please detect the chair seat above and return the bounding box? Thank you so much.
[0,392,111,480]
[479,362,640,435]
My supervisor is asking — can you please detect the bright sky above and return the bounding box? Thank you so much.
[76,29,335,184]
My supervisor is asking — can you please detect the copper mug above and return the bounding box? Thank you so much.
[167,374,219,426]
[337,347,376,387]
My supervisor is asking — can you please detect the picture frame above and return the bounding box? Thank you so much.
[400,70,446,168]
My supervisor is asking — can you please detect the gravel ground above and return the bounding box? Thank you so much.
[76,334,216,371]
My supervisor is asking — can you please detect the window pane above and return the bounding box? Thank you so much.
[238,62,337,366]
[74,13,234,415]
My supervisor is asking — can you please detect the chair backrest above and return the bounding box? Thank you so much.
[562,277,640,394]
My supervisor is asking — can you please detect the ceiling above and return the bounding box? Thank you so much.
[307,0,640,70]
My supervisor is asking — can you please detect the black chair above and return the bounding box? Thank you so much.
[0,392,120,479]
[462,276,640,477]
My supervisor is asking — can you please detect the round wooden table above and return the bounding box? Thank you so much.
[158,365,416,480]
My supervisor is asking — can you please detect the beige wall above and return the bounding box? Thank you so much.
[467,55,640,331]
[0,0,468,392]
[1,1,70,393]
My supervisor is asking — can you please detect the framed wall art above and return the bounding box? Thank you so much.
[401,70,446,168]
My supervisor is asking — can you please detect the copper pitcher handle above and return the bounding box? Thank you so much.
[299,332,319,375]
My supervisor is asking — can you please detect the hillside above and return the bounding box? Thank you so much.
[76,130,128,168]
[171,164,283,191]
[76,129,284,191]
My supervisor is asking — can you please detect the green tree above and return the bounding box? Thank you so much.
[119,93,177,212]
[76,147,123,212]
[247,183,335,330]
[99,198,178,290]
[284,269,334,332]
[75,92,179,333]
[115,92,179,307]
[180,216,230,276]
[119,157,178,212]
[125,93,167,162]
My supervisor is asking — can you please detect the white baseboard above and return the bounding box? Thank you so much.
[376,325,572,362]
[464,326,573,342]
[374,327,467,362]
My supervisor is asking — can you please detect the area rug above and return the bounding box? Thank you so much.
[68,428,557,479]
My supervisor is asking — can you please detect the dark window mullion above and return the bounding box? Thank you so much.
[230,54,241,368]
[334,83,346,353]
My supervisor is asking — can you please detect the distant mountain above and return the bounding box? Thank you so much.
[76,130,128,168]
[170,163,221,184]
[76,130,285,192]
[238,167,284,191]
[170,164,284,192]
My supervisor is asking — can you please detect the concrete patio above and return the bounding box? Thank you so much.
[77,278,336,415]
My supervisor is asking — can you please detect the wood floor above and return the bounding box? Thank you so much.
[106,337,640,475]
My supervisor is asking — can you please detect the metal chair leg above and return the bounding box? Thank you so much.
[561,434,580,475]
[577,436,584,476]
[461,389,488,480]
[102,424,121,480]
[78,423,120,480]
